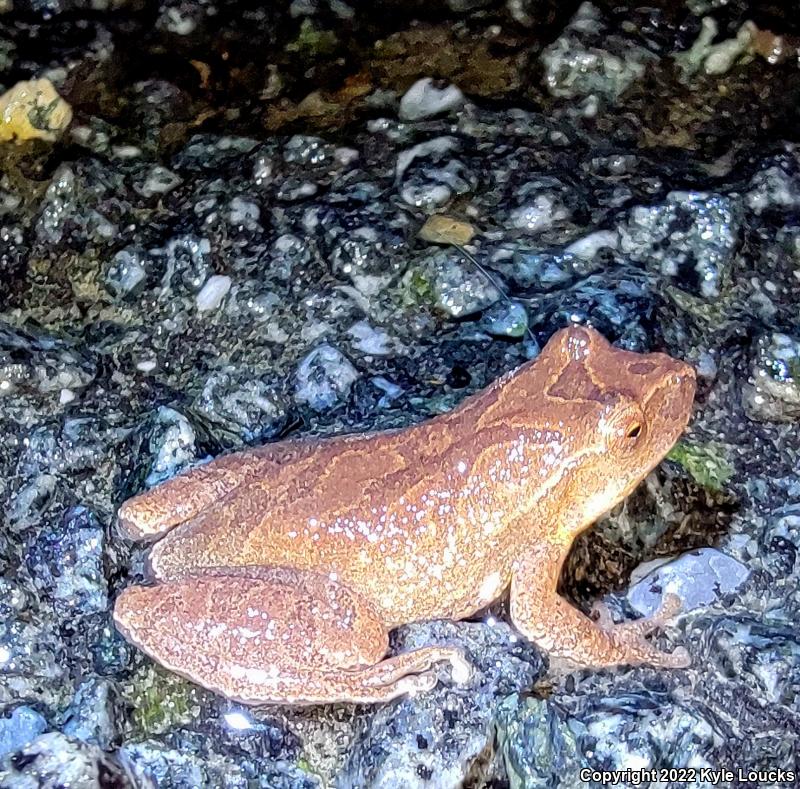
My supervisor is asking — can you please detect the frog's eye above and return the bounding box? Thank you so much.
[626,422,642,440]
[601,398,646,449]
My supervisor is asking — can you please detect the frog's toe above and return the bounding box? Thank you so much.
[445,649,473,685]
[614,632,691,670]
[589,600,615,629]
[398,671,438,697]
[653,592,684,622]
[638,643,691,669]
[606,593,684,640]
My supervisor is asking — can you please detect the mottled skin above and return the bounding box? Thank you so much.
[114,326,696,705]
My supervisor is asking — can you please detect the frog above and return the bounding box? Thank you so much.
[113,325,696,705]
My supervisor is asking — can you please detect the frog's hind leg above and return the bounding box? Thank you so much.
[113,566,470,705]
[117,450,275,540]
[117,441,316,541]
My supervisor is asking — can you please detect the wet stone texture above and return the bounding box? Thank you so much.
[1,0,800,787]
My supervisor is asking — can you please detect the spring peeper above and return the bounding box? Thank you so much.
[113,326,695,705]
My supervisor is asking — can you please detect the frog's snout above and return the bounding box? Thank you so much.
[663,361,697,424]
[643,359,696,450]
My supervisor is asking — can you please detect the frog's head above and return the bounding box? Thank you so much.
[526,325,696,531]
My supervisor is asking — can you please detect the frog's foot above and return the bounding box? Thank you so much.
[114,565,472,706]
[595,593,689,669]
[599,593,683,638]
[359,645,472,690]
[591,593,683,638]
[339,645,471,703]
[600,627,690,669]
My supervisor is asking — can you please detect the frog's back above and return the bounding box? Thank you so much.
[141,363,576,623]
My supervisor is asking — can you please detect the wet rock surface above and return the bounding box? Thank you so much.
[1,0,799,787]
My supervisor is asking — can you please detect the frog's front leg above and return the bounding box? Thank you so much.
[509,541,689,670]
[113,566,470,705]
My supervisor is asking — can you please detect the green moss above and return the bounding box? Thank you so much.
[667,440,734,492]
[400,267,435,306]
[287,20,338,58]
[787,357,800,385]
[28,97,62,133]
[126,664,202,737]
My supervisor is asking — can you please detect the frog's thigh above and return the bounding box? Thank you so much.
[509,543,688,670]
[113,566,466,705]
[118,449,277,541]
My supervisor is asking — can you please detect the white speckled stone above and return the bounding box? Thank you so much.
[399,78,464,121]
[195,275,231,312]
[627,548,750,617]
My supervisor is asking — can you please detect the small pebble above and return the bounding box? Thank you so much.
[399,78,465,121]
[195,275,232,312]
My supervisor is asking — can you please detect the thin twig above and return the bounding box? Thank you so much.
[452,243,539,348]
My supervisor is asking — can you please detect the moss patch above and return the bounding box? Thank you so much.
[667,440,734,492]
[125,664,204,737]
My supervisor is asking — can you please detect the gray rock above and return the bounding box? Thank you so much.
[25,507,108,620]
[0,577,67,710]
[62,678,121,750]
[564,693,719,781]
[493,249,585,291]
[761,503,800,580]
[495,695,588,789]
[347,320,396,356]
[121,739,318,789]
[424,250,501,318]
[746,154,800,215]
[277,177,319,202]
[105,247,148,298]
[397,137,475,210]
[172,134,260,171]
[0,733,137,788]
[627,548,751,617]
[0,321,96,402]
[160,234,213,293]
[326,220,405,295]
[620,192,741,300]
[35,163,119,247]
[0,707,48,759]
[195,274,232,312]
[143,406,198,488]
[399,78,465,122]
[294,344,359,411]
[191,368,287,445]
[283,134,337,166]
[523,271,654,352]
[506,178,573,235]
[480,301,529,338]
[743,332,800,422]
[339,620,544,788]
[133,164,182,199]
[540,2,655,101]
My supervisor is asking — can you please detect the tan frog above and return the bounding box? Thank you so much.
[113,326,696,705]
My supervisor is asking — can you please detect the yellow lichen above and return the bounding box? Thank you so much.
[418,214,477,246]
[0,78,72,143]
